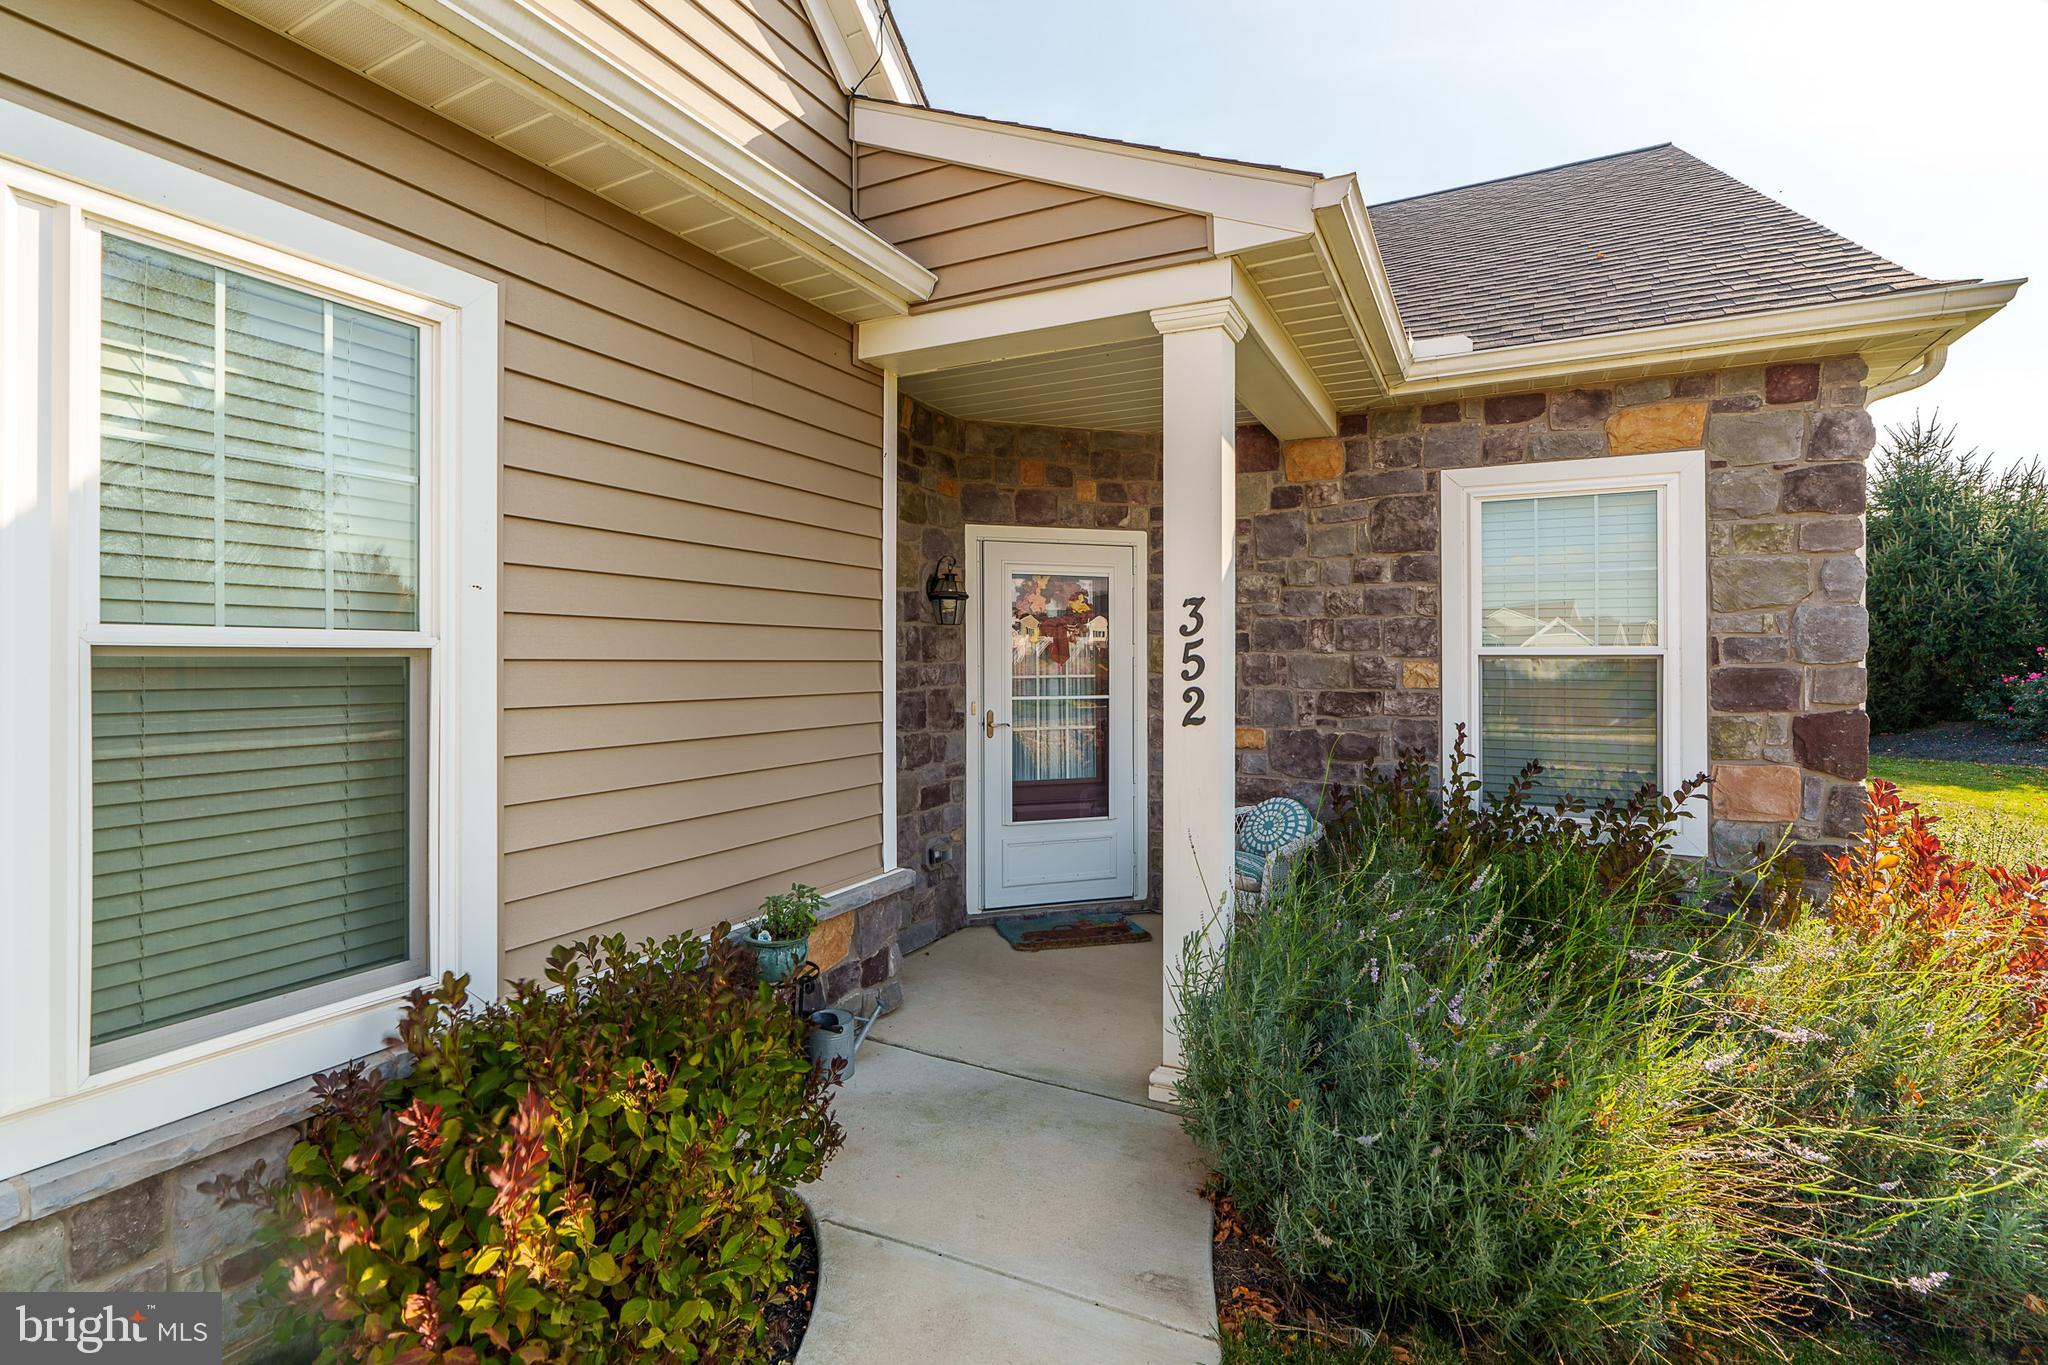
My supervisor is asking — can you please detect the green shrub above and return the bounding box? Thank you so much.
[1176,753,2048,1359]
[1869,415,2048,732]
[213,932,841,1362]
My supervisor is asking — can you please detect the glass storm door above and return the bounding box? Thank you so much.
[977,537,1140,910]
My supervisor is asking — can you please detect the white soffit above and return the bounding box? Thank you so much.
[869,260,1334,437]
[216,0,935,321]
[1236,239,1381,413]
[903,336,1165,432]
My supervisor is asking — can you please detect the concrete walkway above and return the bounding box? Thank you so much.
[798,914,1219,1364]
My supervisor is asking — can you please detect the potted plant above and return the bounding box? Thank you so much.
[742,883,825,983]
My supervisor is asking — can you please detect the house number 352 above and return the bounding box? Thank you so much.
[1178,596,1207,726]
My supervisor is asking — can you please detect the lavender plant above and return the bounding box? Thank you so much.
[1175,749,2048,1359]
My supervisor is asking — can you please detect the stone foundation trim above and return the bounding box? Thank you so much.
[770,870,918,1020]
[819,866,917,919]
[1,1050,407,1235]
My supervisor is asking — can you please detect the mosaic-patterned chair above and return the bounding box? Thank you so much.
[1233,797,1324,906]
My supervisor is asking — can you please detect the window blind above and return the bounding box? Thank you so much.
[90,655,416,1056]
[1480,657,1659,803]
[99,235,421,630]
[1481,491,1658,647]
[1477,489,1663,804]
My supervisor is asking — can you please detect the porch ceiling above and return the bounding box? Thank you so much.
[896,336,1260,433]
[900,337,1162,433]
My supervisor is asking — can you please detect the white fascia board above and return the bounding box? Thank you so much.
[1309,179,1408,390]
[852,99,1320,234]
[803,0,923,104]
[1391,278,2025,397]
[404,0,935,306]
[858,258,1236,374]
[1230,264,1337,440]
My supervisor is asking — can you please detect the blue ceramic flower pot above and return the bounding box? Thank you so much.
[746,935,809,984]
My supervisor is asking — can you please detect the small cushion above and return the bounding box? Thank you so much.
[1235,848,1270,885]
[1238,797,1316,858]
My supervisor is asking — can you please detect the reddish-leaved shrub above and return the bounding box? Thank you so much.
[207,932,841,1363]
[1825,779,2048,1015]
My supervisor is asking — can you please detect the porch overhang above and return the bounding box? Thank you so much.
[852,100,2020,431]
[858,259,1337,438]
[851,98,1391,431]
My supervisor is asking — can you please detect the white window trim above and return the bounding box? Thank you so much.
[0,101,499,1181]
[1440,451,1709,859]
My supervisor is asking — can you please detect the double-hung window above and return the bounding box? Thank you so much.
[0,106,497,1179]
[90,234,430,1068]
[1440,451,1708,854]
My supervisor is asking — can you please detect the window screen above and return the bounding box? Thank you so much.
[1477,491,1662,803]
[90,655,417,1060]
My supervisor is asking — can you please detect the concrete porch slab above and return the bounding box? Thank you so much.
[800,1221,1218,1365]
[873,912,1167,1108]
[805,1040,1214,1334]
[797,912,1217,1361]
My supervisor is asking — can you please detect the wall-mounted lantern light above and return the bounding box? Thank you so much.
[925,554,969,626]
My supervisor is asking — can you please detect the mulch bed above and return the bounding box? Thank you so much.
[1205,1182,1384,1356]
[762,1198,820,1364]
[1205,1181,2031,1365]
[1872,721,2048,768]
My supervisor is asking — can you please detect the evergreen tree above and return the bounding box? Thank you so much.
[1867,414,2048,731]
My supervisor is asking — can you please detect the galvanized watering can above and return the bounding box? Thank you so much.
[806,1004,881,1081]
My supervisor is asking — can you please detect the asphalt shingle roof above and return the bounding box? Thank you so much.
[1366,143,1955,352]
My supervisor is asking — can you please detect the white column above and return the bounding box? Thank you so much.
[1148,299,1243,1104]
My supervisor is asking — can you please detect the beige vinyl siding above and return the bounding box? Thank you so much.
[525,0,854,208]
[856,148,1212,307]
[0,0,887,983]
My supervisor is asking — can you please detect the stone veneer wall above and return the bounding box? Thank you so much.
[0,1117,302,1361]
[797,877,915,1013]
[893,357,1874,940]
[894,401,1167,953]
[1235,357,1875,878]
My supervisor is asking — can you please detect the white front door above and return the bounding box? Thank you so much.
[971,531,1145,910]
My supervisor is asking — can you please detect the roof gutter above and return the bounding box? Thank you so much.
[802,0,924,104]
[1384,280,2019,400]
[1867,342,1949,401]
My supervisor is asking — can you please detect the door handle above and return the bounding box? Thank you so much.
[985,710,1009,739]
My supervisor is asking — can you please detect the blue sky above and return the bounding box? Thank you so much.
[890,0,2045,469]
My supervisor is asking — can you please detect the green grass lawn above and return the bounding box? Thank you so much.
[1868,756,2048,871]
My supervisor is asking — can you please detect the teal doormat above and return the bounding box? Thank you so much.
[993,910,1152,952]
